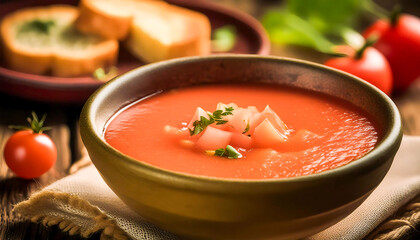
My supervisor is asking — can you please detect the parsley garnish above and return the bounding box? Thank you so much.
[189,107,234,136]
[214,145,242,159]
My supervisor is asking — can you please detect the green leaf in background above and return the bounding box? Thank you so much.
[211,25,237,52]
[261,0,379,53]
[286,0,364,35]
[262,9,336,54]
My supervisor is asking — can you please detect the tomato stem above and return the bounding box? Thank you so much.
[355,37,377,60]
[390,5,402,26]
[9,111,51,134]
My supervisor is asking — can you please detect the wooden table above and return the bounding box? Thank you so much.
[1,0,420,239]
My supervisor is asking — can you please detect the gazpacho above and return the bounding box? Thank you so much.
[104,84,379,179]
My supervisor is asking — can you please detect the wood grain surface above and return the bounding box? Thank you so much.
[1,0,420,239]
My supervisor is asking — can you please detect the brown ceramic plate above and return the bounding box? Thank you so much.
[0,0,269,104]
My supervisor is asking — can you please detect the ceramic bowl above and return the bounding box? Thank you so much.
[80,55,402,240]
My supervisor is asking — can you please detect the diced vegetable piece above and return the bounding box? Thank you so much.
[216,102,238,111]
[250,105,288,136]
[227,108,253,133]
[196,126,232,150]
[230,132,252,149]
[253,118,287,148]
[245,112,260,134]
[187,107,208,129]
[247,106,259,114]
[215,102,237,123]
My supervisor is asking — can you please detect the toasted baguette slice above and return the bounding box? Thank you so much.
[1,5,118,77]
[126,4,211,63]
[76,0,166,40]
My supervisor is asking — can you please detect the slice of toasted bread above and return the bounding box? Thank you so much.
[126,4,211,63]
[75,0,166,40]
[1,5,118,77]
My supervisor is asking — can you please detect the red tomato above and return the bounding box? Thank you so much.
[4,130,57,179]
[364,14,420,91]
[324,45,393,95]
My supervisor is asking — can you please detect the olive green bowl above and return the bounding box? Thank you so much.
[80,55,402,240]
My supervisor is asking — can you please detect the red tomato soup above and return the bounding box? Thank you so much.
[104,84,380,179]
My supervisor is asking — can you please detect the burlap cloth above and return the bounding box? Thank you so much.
[13,135,420,240]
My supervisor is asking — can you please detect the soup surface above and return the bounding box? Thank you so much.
[105,84,379,179]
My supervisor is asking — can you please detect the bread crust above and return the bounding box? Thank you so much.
[1,5,118,77]
[75,0,133,40]
[125,4,211,63]
[75,0,210,63]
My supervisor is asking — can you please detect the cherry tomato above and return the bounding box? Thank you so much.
[4,130,56,179]
[324,45,393,95]
[3,112,57,179]
[364,14,420,91]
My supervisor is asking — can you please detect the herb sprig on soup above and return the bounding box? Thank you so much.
[105,84,379,179]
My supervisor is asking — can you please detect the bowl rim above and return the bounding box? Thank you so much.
[80,54,402,187]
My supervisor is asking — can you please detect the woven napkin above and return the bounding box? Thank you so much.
[13,135,420,240]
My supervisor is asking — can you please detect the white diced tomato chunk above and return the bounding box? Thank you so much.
[215,102,237,124]
[230,132,252,149]
[196,126,232,150]
[216,102,238,111]
[250,106,288,136]
[187,107,208,129]
[227,108,253,133]
[253,118,287,148]
[247,106,259,114]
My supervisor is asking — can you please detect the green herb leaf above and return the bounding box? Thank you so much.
[212,110,223,119]
[215,120,228,125]
[189,107,234,136]
[214,148,226,157]
[212,145,242,159]
[224,106,234,112]
[226,145,242,159]
[200,115,213,127]
[211,25,237,52]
